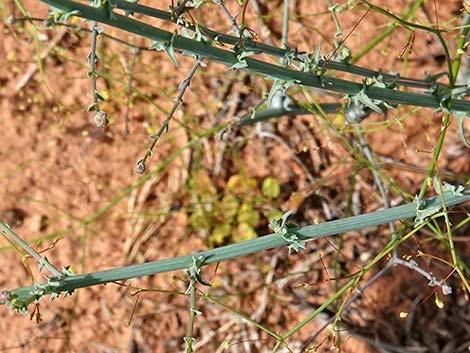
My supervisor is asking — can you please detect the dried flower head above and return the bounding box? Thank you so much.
[0,290,11,304]
[94,110,108,128]
[135,159,146,174]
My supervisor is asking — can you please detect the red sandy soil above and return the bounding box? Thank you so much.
[1,0,469,352]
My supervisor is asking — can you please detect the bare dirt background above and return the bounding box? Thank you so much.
[1,0,469,352]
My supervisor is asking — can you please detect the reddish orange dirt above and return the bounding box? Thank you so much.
[1,0,469,352]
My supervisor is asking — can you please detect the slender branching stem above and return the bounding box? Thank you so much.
[123,47,140,135]
[135,59,201,174]
[214,0,241,36]
[281,0,289,50]
[301,263,392,351]
[0,222,62,278]
[391,257,452,294]
[359,0,455,85]
[88,20,100,110]
[185,278,197,353]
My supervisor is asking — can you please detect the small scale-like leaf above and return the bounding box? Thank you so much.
[228,60,248,70]
[455,112,470,147]
[414,196,442,226]
[165,43,179,67]
[355,90,383,114]
[237,50,258,60]
[191,308,203,316]
[192,0,204,8]
[95,90,106,102]
[442,182,465,196]
[87,103,98,112]
[267,79,299,107]
[149,41,166,51]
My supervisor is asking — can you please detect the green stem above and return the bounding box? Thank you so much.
[38,0,470,112]
[272,223,424,352]
[359,0,454,85]
[4,191,470,310]
[110,0,448,90]
[0,223,62,278]
[185,279,197,353]
[234,103,341,127]
[417,13,470,199]
[452,14,470,82]
[417,113,450,200]
[352,0,424,63]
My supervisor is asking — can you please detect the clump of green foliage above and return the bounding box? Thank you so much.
[189,171,282,247]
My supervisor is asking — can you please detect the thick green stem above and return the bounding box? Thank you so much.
[39,0,470,113]
[4,191,470,310]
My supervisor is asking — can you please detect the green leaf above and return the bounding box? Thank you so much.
[237,203,260,228]
[234,223,257,242]
[228,60,248,70]
[455,112,470,147]
[269,211,304,254]
[210,224,231,246]
[87,103,98,112]
[166,33,180,67]
[95,90,106,102]
[262,177,281,199]
[414,196,442,226]
[149,34,179,68]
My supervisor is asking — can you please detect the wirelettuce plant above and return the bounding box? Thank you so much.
[39,0,470,168]
[3,0,470,351]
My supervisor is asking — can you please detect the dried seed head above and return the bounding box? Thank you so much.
[94,110,108,128]
[0,290,11,304]
[441,283,452,295]
[135,159,146,174]
[6,15,15,26]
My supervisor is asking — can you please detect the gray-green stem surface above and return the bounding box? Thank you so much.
[39,0,470,113]
[4,190,470,309]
